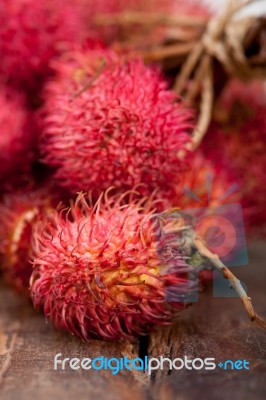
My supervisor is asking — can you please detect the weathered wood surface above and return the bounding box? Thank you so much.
[0,242,265,400]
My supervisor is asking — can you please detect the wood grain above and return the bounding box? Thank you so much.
[0,242,265,400]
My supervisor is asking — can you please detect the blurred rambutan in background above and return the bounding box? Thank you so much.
[39,48,193,201]
[0,0,87,93]
[174,152,238,210]
[202,80,266,235]
[171,152,239,283]
[0,87,36,189]
[0,186,60,293]
[30,192,198,340]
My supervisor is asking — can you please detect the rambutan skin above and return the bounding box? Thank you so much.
[40,48,193,200]
[174,152,237,210]
[0,88,35,184]
[202,80,266,234]
[0,0,86,89]
[30,193,197,341]
[171,152,239,283]
[0,187,59,293]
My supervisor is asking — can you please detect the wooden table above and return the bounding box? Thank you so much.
[0,242,265,400]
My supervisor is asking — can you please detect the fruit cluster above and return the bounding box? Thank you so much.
[0,0,265,340]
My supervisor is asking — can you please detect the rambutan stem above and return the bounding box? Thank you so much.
[141,42,197,63]
[177,0,264,150]
[194,235,266,331]
[95,12,208,28]
[189,54,214,151]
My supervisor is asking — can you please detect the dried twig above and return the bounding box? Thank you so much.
[194,234,266,330]
[95,12,208,28]
[189,55,214,151]
[141,42,197,63]
[176,0,266,149]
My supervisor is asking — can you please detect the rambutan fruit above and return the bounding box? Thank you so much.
[0,186,59,293]
[30,192,199,340]
[40,48,193,201]
[174,152,239,210]
[202,80,266,234]
[172,152,240,283]
[0,0,86,91]
[0,88,36,186]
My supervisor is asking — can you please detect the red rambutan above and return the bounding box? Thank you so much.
[202,80,266,234]
[30,192,198,340]
[175,152,238,210]
[0,0,86,90]
[40,48,193,200]
[0,88,36,185]
[171,152,240,283]
[0,187,59,293]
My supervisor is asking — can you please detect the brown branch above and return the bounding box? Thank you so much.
[190,55,214,151]
[174,42,204,94]
[194,235,266,331]
[95,12,208,28]
[141,42,197,63]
